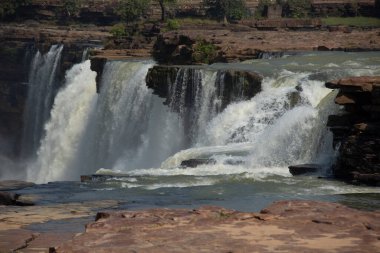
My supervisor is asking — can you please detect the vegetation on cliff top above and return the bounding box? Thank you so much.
[322,17,380,27]
[0,0,30,19]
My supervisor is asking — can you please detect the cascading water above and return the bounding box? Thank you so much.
[21,45,63,159]
[28,60,97,183]
[19,52,380,212]
[159,70,337,175]
[29,52,380,187]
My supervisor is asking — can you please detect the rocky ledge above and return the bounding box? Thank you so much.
[54,200,380,252]
[152,26,380,64]
[326,76,380,186]
[145,65,262,110]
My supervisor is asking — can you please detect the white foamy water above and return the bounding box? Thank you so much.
[28,61,97,183]
[22,45,63,158]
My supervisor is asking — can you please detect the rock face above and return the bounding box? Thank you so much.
[55,200,380,252]
[145,65,262,111]
[326,76,380,185]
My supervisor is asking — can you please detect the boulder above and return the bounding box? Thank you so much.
[180,158,216,168]
[0,192,19,205]
[288,164,322,176]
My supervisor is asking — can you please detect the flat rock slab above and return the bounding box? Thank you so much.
[55,200,380,253]
[0,200,119,252]
[0,180,35,191]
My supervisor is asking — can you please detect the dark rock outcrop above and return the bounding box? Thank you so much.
[288,164,322,175]
[0,191,34,206]
[146,65,262,111]
[326,76,380,185]
[180,158,216,168]
[153,34,197,65]
[54,200,380,253]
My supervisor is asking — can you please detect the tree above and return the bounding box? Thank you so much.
[158,0,177,21]
[283,0,311,18]
[118,0,151,23]
[0,0,30,19]
[203,0,249,22]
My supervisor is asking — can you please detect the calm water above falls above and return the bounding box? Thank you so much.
[18,52,380,211]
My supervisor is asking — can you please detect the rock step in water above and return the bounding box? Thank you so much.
[288,164,322,176]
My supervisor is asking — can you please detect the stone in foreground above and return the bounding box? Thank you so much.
[54,200,380,253]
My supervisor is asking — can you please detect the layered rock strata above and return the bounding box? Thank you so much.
[326,76,380,185]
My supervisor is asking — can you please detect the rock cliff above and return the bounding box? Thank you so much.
[326,76,380,185]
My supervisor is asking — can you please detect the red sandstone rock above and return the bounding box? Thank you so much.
[326,76,380,92]
[55,201,380,253]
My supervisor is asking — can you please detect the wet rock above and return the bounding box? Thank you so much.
[90,57,107,93]
[181,158,216,168]
[289,164,321,176]
[145,66,179,98]
[55,200,380,253]
[0,191,34,206]
[0,192,19,205]
[145,65,262,111]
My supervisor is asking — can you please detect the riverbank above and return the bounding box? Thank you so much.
[1,187,379,253]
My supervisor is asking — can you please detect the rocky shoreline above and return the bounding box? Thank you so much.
[1,187,379,253]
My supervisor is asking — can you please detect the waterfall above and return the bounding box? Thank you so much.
[21,45,63,159]
[22,52,380,186]
[28,60,97,183]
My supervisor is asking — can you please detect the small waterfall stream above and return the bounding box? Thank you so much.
[21,45,63,159]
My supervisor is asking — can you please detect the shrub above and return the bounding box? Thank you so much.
[283,0,311,18]
[166,19,180,30]
[0,0,30,19]
[203,0,250,22]
[110,24,127,39]
[192,40,218,64]
[255,0,275,18]
[117,0,150,23]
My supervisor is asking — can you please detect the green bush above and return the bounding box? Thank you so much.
[62,0,82,17]
[110,24,127,38]
[117,0,150,23]
[192,40,218,64]
[203,0,250,22]
[255,0,275,18]
[0,0,30,19]
[166,19,180,30]
[283,0,311,18]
